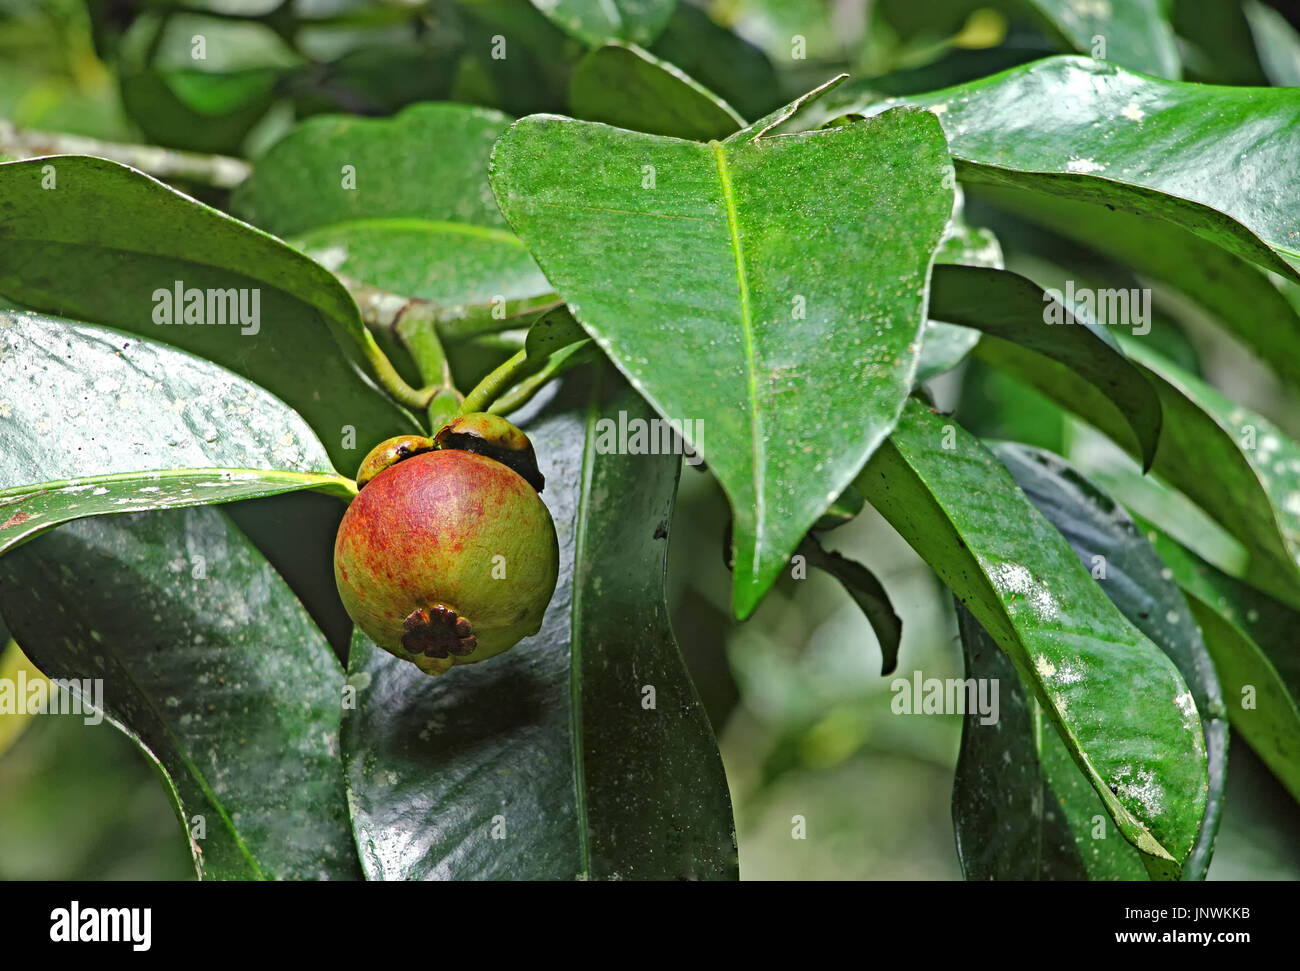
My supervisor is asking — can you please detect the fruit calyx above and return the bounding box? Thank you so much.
[402,603,478,658]
[433,413,546,492]
[356,434,434,489]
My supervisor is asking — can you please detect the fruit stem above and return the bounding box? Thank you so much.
[459,348,530,415]
[394,311,462,428]
[489,341,597,415]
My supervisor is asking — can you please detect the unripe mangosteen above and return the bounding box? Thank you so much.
[335,418,558,675]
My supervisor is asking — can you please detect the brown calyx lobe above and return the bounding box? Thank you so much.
[433,414,546,493]
[402,603,477,658]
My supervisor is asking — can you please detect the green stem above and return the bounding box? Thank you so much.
[394,307,462,428]
[489,341,597,415]
[459,348,531,415]
[361,340,438,412]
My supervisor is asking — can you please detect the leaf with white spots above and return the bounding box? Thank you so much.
[841,56,1300,280]
[0,310,352,556]
[490,91,955,617]
[856,400,1208,876]
[0,155,420,470]
[969,325,1300,613]
[0,506,362,880]
[953,443,1226,880]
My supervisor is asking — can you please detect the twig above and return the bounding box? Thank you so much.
[0,120,251,189]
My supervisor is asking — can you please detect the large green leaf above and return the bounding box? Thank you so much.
[529,0,676,47]
[569,43,744,140]
[490,90,954,617]
[0,506,361,880]
[231,103,550,308]
[0,310,352,555]
[953,443,1226,880]
[1141,522,1300,807]
[849,56,1300,279]
[855,399,1208,876]
[927,264,1162,468]
[0,156,419,469]
[341,368,736,879]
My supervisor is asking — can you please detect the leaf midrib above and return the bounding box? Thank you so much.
[709,140,765,572]
[293,217,526,248]
[0,467,347,500]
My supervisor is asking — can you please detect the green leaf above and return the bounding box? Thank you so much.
[969,184,1300,394]
[569,43,744,140]
[0,310,351,556]
[342,369,736,879]
[232,103,550,308]
[529,0,676,48]
[1020,0,1179,78]
[0,506,361,880]
[966,443,1227,880]
[1140,521,1300,807]
[120,68,279,156]
[914,188,1004,385]
[1121,342,1300,612]
[799,534,902,676]
[490,94,955,617]
[0,156,420,469]
[953,605,1147,880]
[855,399,1208,876]
[647,3,782,121]
[928,264,1163,469]
[861,56,1300,279]
[523,304,588,360]
[972,333,1300,611]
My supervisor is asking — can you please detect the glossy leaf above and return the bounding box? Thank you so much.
[974,331,1300,611]
[232,103,550,308]
[855,399,1208,876]
[490,92,954,617]
[1140,521,1300,806]
[0,506,361,880]
[800,533,902,676]
[1122,342,1300,611]
[954,443,1226,880]
[970,183,1300,394]
[1021,0,1179,78]
[569,43,744,140]
[341,369,736,879]
[929,264,1162,468]
[953,605,1146,880]
[0,310,351,556]
[0,156,420,469]
[855,57,1300,279]
[529,0,676,48]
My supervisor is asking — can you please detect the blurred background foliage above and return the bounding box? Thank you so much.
[3,0,1300,879]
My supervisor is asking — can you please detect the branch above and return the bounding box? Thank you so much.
[0,120,251,189]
